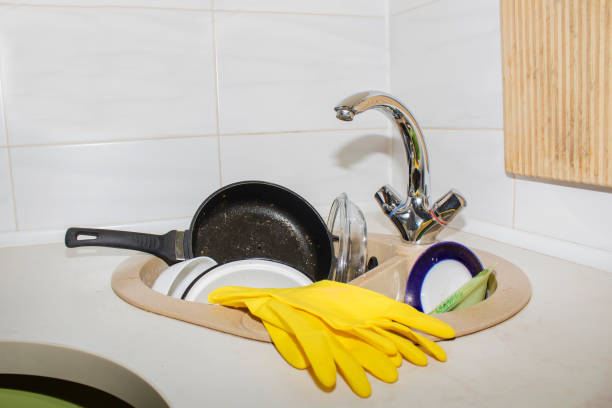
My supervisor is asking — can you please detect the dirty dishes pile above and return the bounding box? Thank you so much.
[65,181,373,297]
[66,181,334,282]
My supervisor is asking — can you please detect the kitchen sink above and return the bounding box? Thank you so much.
[110,233,531,343]
[0,341,168,407]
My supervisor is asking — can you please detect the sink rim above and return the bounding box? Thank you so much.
[111,232,531,342]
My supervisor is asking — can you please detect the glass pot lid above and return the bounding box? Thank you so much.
[326,193,367,283]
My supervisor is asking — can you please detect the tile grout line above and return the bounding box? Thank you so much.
[384,0,393,186]
[446,223,612,269]
[9,215,194,234]
[5,128,389,149]
[384,0,392,93]
[8,134,219,149]
[0,58,19,231]
[0,2,384,19]
[212,9,383,19]
[449,217,606,251]
[211,6,223,187]
[3,126,503,149]
[214,9,385,19]
[512,222,612,255]
[92,215,193,227]
[219,127,386,137]
[509,223,612,254]
[5,148,18,231]
[5,213,610,260]
[391,0,441,17]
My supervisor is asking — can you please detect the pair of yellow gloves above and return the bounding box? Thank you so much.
[208,280,455,398]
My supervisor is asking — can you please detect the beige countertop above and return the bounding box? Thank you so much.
[1,228,611,407]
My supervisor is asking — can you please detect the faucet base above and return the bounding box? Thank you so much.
[375,185,466,244]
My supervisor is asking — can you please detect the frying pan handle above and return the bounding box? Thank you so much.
[65,227,184,265]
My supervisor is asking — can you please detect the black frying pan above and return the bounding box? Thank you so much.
[65,181,334,282]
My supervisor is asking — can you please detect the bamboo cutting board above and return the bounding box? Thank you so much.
[500,0,612,187]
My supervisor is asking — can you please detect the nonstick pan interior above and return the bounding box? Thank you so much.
[189,182,333,282]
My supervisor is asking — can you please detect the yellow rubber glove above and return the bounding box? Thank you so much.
[248,296,402,371]
[209,280,454,361]
[233,296,431,367]
[209,280,454,338]
[240,297,400,397]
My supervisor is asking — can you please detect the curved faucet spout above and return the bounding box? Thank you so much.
[335,91,429,199]
[334,90,466,244]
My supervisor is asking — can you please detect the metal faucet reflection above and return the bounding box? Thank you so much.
[334,91,466,244]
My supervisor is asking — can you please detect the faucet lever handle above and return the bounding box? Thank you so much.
[431,190,467,225]
[374,184,404,216]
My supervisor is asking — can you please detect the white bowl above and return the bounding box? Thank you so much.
[152,257,217,297]
[182,259,313,304]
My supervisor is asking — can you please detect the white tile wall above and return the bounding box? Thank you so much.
[389,0,435,15]
[214,0,384,16]
[0,1,609,271]
[390,0,503,129]
[221,129,389,209]
[0,3,390,245]
[11,137,219,230]
[390,128,514,228]
[515,180,612,252]
[389,0,612,270]
[215,12,387,134]
[0,6,217,145]
[425,129,513,227]
[0,149,15,232]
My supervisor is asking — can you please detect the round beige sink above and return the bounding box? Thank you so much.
[0,341,168,407]
[111,233,531,343]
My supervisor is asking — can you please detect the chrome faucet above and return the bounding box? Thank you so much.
[334,91,466,244]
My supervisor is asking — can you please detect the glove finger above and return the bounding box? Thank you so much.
[372,327,428,366]
[240,298,309,369]
[328,335,371,398]
[351,327,398,356]
[242,298,333,382]
[389,304,456,339]
[257,281,455,341]
[335,333,398,384]
[298,312,371,398]
[377,320,447,362]
[389,352,402,367]
[265,300,337,388]
[262,321,308,370]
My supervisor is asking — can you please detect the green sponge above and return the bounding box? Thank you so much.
[429,265,496,314]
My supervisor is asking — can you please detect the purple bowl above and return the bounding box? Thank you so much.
[404,241,483,312]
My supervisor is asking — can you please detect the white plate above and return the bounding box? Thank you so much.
[152,257,217,297]
[420,259,473,313]
[182,259,313,303]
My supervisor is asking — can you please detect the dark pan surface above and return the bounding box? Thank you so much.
[190,182,333,282]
